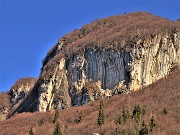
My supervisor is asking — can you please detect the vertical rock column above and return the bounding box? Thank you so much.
[130,33,180,91]
[37,58,71,111]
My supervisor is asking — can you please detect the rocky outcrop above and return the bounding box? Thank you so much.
[0,78,36,120]
[36,32,180,111]
[9,12,180,114]
[0,92,10,121]
[67,49,131,105]
[9,78,36,106]
[130,33,180,90]
[37,58,71,112]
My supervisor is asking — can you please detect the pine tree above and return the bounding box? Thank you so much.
[116,114,123,125]
[139,120,148,135]
[150,116,156,132]
[133,104,141,123]
[53,122,62,135]
[126,107,131,120]
[162,108,168,115]
[29,127,34,135]
[97,100,105,126]
[78,110,84,123]
[53,109,60,124]
[134,124,139,135]
[122,107,131,124]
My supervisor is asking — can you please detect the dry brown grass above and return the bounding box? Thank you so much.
[0,69,179,135]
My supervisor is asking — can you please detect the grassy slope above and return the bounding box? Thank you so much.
[0,69,179,135]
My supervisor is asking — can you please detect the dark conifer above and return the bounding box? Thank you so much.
[53,122,62,135]
[97,100,105,126]
[53,109,60,124]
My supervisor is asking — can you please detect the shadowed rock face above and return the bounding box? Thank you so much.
[8,12,180,114]
[66,49,132,105]
[8,78,36,106]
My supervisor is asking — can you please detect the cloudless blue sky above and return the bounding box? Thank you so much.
[0,0,180,91]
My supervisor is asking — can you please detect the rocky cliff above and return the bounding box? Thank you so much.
[5,78,36,118]
[9,78,36,106]
[8,12,180,115]
[0,93,10,121]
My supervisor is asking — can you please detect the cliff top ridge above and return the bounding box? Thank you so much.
[41,12,180,80]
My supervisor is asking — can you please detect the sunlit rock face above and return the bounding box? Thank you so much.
[36,31,180,111]
[0,78,36,120]
[9,12,180,113]
[37,48,132,111]
[37,58,71,112]
[130,33,180,90]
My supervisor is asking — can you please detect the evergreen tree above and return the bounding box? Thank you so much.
[134,124,139,135]
[162,108,168,115]
[139,120,148,135]
[133,104,141,123]
[29,127,34,135]
[53,109,60,124]
[150,116,156,132]
[126,108,131,120]
[116,114,123,125]
[78,110,84,123]
[53,122,62,135]
[97,100,105,126]
[122,107,131,124]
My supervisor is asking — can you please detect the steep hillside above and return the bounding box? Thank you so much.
[8,78,36,106]
[0,92,10,121]
[0,78,37,120]
[13,12,180,113]
[7,78,37,117]
[0,68,179,135]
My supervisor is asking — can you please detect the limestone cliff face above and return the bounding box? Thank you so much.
[130,33,180,90]
[36,31,180,111]
[67,49,131,105]
[8,12,180,114]
[0,78,36,120]
[37,58,71,112]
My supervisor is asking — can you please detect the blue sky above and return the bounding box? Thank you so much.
[0,0,179,91]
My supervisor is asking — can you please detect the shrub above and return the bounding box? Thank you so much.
[38,117,45,126]
[90,101,94,107]
[120,129,128,135]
